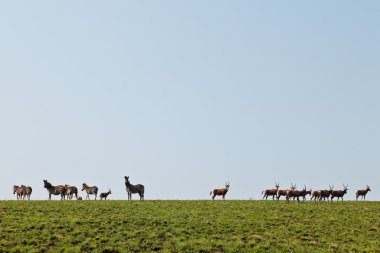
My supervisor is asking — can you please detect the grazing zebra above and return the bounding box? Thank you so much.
[21,185,32,200]
[210,182,230,200]
[43,180,66,200]
[100,189,112,200]
[81,183,98,200]
[13,185,24,200]
[64,185,78,200]
[124,176,144,201]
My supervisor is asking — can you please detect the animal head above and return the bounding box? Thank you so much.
[225,182,230,189]
[290,183,296,190]
[329,185,334,193]
[343,184,348,192]
[76,196,82,200]
[13,185,18,194]
[108,188,112,194]
[81,183,87,191]
[43,180,51,189]
[275,182,280,189]
[367,185,371,191]
[124,176,130,183]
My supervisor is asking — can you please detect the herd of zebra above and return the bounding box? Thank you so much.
[13,176,144,201]
[262,183,372,202]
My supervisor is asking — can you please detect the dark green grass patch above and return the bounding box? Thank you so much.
[0,200,379,252]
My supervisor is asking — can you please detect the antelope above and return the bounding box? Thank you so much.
[286,184,306,203]
[81,183,98,200]
[262,182,279,200]
[311,190,321,202]
[331,184,348,202]
[319,185,334,201]
[298,187,312,201]
[356,185,371,201]
[21,185,32,200]
[100,189,112,200]
[64,185,78,200]
[210,182,230,200]
[76,196,82,200]
[277,183,296,200]
[13,185,24,200]
[43,180,66,200]
[124,176,145,201]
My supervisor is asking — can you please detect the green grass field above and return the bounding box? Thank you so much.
[0,200,379,253]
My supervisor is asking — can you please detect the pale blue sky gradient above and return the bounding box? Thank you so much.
[0,2,379,200]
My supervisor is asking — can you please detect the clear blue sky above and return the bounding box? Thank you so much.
[0,2,379,200]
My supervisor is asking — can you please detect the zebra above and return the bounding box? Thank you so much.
[100,189,112,200]
[81,183,98,200]
[21,185,32,200]
[124,176,144,201]
[43,180,66,200]
[13,185,24,200]
[64,185,78,200]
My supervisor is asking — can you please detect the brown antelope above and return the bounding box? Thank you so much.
[319,185,334,201]
[13,185,24,200]
[124,176,145,201]
[81,183,98,200]
[210,182,230,200]
[21,185,32,200]
[64,185,78,200]
[331,184,348,202]
[286,184,306,203]
[298,187,312,201]
[356,185,371,201]
[310,190,321,202]
[277,183,296,200]
[100,189,112,200]
[262,182,279,200]
[43,180,66,200]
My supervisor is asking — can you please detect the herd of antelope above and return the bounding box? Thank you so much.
[262,183,372,202]
[12,179,372,202]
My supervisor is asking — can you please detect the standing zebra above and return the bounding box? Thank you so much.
[124,176,144,201]
[81,183,98,200]
[43,180,66,200]
[21,185,33,200]
[13,185,24,200]
[64,185,78,200]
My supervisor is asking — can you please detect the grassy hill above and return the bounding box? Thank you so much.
[0,200,379,252]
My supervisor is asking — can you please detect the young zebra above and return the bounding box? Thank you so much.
[64,185,78,200]
[13,185,24,200]
[43,180,66,200]
[21,185,32,200]
[124,176,144,201]
[100,189,112,200]
[81,183,98,200]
